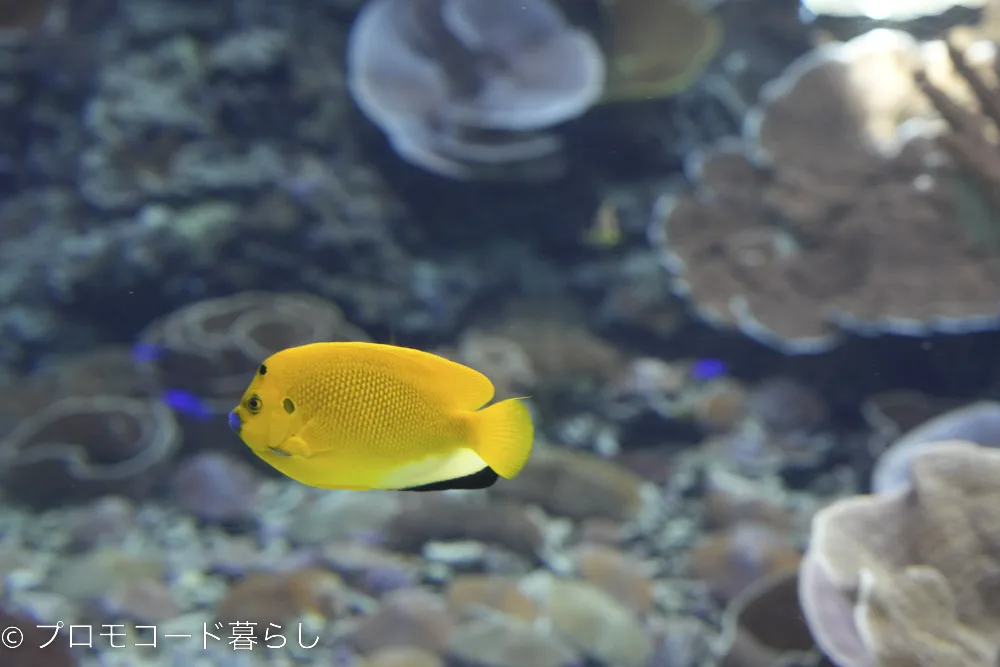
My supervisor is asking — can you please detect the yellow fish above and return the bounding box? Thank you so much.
[582,201,622,248]
[227,341,535,491]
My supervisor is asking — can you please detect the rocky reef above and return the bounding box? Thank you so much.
[2,1,1000,667]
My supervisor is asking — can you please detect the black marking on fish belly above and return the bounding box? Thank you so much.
[401,466,499,492]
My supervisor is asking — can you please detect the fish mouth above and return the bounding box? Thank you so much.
[268,447,291,457]
[227,410,242,434]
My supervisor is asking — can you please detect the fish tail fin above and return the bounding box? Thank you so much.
[468,398,534,479]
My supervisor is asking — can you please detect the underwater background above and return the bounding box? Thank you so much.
[5,0,1000,665]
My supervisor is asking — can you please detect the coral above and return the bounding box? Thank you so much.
[363,647,444,667]
[490,317,623,392]
[0,396,180,508]
[349,588,455,655]
[596,0,722,102]
[137,291,367,453]
[718,571,827,667]
[50,548,178,624]
[536,576,653,667]
[381,496,544,561]
[688,521,802,603]
[0,606,76,667]
[287,491,402,546]
[0,346,152,438]
[0,3,423,368]
[861,389,963,449]
[572,543,655,614]
[490,447,646,522]
[870,400,1000,493]
[448,330,537,400]
[170,451,262,524]
[215,568,347,635]
[95,577,180,625]
[800,0,985,21]
[346,0,604,179]
[445,574,537,622]
[587,248,687,339]
[916,39,1000,227]
[690,379,749,433]
[67,495,136,550]
[612,447,674,485]
[321,542,418,597]
[446,613,579,667]
[649,30,1000,353]
[745,377,828,435]
[702,487,795,533]
[602,356,689,422]
[459,315,625,436]
[577,517,626,545]
[799,440,1000,667]
[648,616,714,667]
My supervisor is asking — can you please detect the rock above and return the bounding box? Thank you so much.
[574,544,655,614]
[382,497,543,561]
[490,448,645,521]
[447,614,579,667]
[288,491,401,545]
[349,588,455,655]
[542,577,653,667]
[363,647,444,667]
[446,574,537,622]
[215,568,346,635]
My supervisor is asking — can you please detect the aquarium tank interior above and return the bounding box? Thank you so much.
[4,0,1000,665]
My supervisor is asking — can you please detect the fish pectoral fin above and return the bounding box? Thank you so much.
[401,466,499,491]
[277,435,312,457]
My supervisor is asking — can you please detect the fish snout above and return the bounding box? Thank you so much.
[227,410,242,434]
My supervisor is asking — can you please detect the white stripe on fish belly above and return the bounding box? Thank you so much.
[378,447,489,489]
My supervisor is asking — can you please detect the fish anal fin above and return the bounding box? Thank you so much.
[378,447,489,490]
[401,466,498,491]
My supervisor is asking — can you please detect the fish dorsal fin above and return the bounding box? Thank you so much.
[334,341,496,410]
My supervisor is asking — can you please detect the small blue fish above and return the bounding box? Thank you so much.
[161,389,214,422]
[690,358,727,381]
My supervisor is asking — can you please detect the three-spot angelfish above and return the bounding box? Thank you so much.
[227,341,535,491]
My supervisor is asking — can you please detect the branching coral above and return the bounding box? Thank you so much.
[916,39,1000,236]
[800,440,1000,667]
[649,29,1000,353]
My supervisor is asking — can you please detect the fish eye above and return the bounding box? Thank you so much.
[283,398,295,414]
[258,364,267,376]
[247,395,262,414]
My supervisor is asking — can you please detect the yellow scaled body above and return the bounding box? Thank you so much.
[228,342,535,491]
